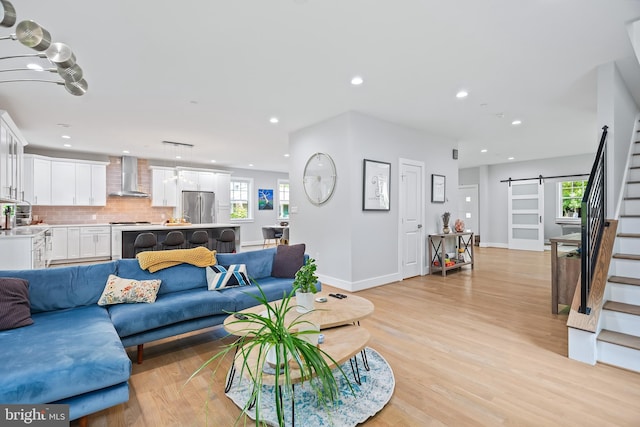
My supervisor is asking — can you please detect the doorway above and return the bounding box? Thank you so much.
[399,158,424,278]
[457,185,479,237]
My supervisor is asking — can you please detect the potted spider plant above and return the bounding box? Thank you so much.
[292,257,318,313]
[188,282,352,427]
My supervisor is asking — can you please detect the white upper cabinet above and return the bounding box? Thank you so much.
[151,167,178,207]
[0,111,26,202]
[37,158,107,206]
[23,155,52,205]
[178,169,216,192]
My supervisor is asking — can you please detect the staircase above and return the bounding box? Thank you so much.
[596,140,640,371]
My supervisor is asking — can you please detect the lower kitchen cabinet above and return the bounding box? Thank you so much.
[50,225,111,264]
[0,230,46,270]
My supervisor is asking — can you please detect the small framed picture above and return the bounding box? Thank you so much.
[363,159,391,211]
[431,174,445,203]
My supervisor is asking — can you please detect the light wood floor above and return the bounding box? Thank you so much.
[76,247,640,426]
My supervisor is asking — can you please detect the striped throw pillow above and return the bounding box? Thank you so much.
[206,264,250,290]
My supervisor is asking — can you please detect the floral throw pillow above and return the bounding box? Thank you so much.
[97,274,162,306]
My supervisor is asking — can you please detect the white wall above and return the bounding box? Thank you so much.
[597,62,640,216]
[226,167,289,246]
[460,154,595,246]
[290,111,458,291]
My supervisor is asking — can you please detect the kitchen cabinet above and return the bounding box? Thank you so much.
[178,169,216,192]
[50,160,108,206]
[151,167,178,207]
[75,163,107,206]
[215,172,231,223]
[51,225,110,263]
[0,229,47,270]
[67,227,80,259]
[51,161,76,205]
[23,155,52,205]
[79,226,111,258]
[0,111,26,202]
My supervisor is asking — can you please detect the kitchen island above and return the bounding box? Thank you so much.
[110,223,240,259]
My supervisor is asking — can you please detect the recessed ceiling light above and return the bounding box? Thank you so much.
[27,63,43,71]
[210,159,216,163]
[175,155,181,159]
[269,117,279,124]
[61,135,71,139]
[511,120,522,126]
[284,153,290,158]
[508,157,515,160]
[249,163,254,167]
[481,149,488,153]
[456,90,469,99]
[63,143,72,148]
[350,75,364,86]
[122,150,130,154]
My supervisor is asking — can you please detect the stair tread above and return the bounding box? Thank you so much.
[598,330,640,351]
[617,233,640,238]
[609,276,640,286]
[613,253,640,261]
[603,301,640,316]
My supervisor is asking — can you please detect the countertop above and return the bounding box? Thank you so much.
[110,223,237,232]
[0,226,50,238]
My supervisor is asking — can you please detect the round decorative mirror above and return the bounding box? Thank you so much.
[303,152,336,205]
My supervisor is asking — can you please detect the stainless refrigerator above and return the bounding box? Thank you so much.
[182,191,216,224]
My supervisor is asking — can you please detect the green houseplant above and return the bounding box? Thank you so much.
[293,258,318,313]
[188,282,352,427]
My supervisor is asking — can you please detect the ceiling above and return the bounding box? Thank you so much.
[1,0,640,173]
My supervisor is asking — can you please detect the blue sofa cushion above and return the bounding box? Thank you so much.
[0,277,33,330]
[220,276,299,311]
[0,262,118,314]
[108,288,235,338]
[217,248,276,280]
[116,260,206,295]
[0,305,131,404]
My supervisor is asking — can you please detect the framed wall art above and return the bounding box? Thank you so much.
[258,189,274,210]
[431,174,445,203]
[363,159,391,211]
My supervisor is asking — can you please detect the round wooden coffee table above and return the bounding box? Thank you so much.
[223,292,374,336]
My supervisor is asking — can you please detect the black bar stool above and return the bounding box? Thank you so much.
[162,231,185,250]
[133,233,157,255]
[189,230,209,248]
[214,229,236,253]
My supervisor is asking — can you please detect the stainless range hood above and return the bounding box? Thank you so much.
[109,156,150,198]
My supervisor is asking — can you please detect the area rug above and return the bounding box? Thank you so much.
[225,347,394,426]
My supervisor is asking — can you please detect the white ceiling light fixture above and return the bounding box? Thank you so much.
[210,159,216,163]
[63,143,71,148]
[61,134,70,139]
[122,150,130,154]
[456,90,469,99]
[350,75,364,86]
[511,119,522,125]
[284,153,290,158]
[508,156,515,160]
[269,117,279,124]
[249,163,254,167]
[481,149,488,153]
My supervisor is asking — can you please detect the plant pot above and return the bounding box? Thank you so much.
[266,344,291,368]
[443,225,451,234]
[295,291,315,313]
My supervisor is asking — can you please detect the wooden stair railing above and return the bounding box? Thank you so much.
[567,219,618,332]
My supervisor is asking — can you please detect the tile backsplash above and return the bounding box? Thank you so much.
[32,157,174,225]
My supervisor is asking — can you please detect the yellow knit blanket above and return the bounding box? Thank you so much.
[136,247,217,273]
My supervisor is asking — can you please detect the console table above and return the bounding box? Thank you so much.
[428,232,474,276]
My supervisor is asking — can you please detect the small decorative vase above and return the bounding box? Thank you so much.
[266,344,290,368]
[295,291,315,313]
[443,225,451,234]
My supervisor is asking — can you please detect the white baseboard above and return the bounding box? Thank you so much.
[479,242,508,249]
[318,272,402,293]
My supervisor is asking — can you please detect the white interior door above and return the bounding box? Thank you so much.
[508,179,544,251]
[399,159,424,278]
[458,185,479,234]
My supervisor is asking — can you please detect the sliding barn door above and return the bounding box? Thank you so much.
[508,179,544,251]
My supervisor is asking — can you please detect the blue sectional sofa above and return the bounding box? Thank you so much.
[0,247,306,424]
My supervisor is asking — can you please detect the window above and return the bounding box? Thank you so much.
[558,180,587,218]
[230,178,253,220]
[278,180,289,219]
